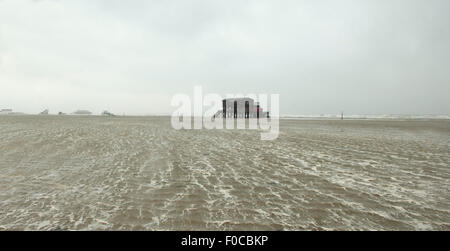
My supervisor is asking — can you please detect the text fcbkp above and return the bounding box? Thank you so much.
[181,235,269,248]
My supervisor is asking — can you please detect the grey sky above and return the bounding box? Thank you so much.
[1,0,449,115]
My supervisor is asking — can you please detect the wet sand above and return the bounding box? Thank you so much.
[0,116,449,230]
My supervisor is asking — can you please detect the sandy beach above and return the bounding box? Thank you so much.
[0,116,449,230]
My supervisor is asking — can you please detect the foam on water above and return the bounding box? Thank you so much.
[0,116,449,230]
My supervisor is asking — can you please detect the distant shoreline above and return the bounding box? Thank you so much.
[1,114,449,121]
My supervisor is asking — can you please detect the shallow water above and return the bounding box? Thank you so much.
[0,116,449,230]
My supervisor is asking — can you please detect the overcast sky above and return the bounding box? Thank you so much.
[1,0,449,115]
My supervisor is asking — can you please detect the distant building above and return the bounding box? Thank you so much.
[0,109,13,115]
[73,110,92,115]
[214,98,269,119]
[39,109,49,115]
[102,110,115,116]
